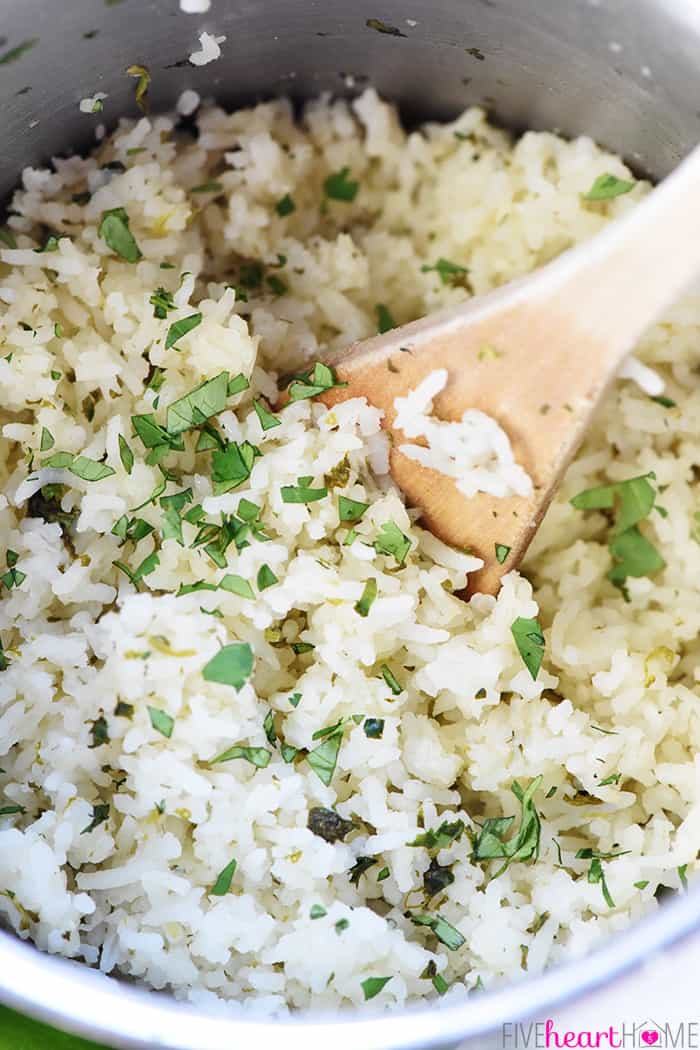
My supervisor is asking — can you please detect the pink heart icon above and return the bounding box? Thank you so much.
[641,1032,659,1046]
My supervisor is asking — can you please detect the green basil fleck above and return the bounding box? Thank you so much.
[98,207,142,262]
[202,642,254,691]
[148,706,174,738]
[210,858,237,896]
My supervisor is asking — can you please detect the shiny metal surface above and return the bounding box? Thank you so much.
[2,0,700,1046]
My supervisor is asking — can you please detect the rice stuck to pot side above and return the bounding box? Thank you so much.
[0,90,697,1015]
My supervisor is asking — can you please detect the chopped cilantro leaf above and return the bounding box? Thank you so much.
[219,574,255,599]
[118,435,134,474]
[421,258,469,286]
[495,543,511,564]
[473,777,542,875]
[410,819,464,850]
[43,451,116,482]
[148,706,174,739]
[355,578,377,616]
[584,173,635,201]
[376,303,396,333]
[202,642,254,691]
[149,286,175,319]
[39,427,54,452]
[165,312,202,350]
[310,903,327,919]
[281,479,327,504]
[338,495,369,523]
[380,664,403,695]
[276,193,296,217]
[361,976,392,1001]
[257,564,278,591]
[373,521,411,565]
[98,207,142,262]
[126,64,150,112]
[511,617,545,679]
[410,912,466,950]
[210,745,271,768]
[166,372,229,435]
[287,361,346,402]
[211,440,259,495]
[306,723,344,786]
[210,858,237,896]
[253,398,281,431]
[81,802,109,835]
[324,167,359,202]
[363,717,384,738]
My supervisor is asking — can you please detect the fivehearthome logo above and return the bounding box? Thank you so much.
[501,1018,700,1048]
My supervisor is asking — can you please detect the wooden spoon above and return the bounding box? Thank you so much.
[318,146,700,595]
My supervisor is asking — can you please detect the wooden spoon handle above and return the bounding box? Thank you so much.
[533,140,700,362]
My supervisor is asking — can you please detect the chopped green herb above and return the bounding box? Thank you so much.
[575,847,621,908]
[257,564,278,591]
[421,258,469,287]
[211,745,271,768]
[114,701,134,718]
[98,207,142,262]
[0,38,39,66]
[423,859,454,899]
[88,714,110,748]
[361,976,392,1001]
[651,395,676,408]
[380,664,403,695]
[373,521,411,565]
[51,370,62,381]
[410,819,465,850]
[310,903,327,919]
[113,551,159,585]
[634,880,650,890]
[432,973,449,995]
[166,372,230,435]
[35,234,61,253]
[338,495,369,523]
[211,440,259,495]
[349,856,377,885]
[210,858,237,896]
[607,526,665,588]
[281,479,328,504]
[165,312,202,350]
[324,167,359,202]
[355,577,377,617]
[149,287,176,319]
[39,427,54,452]
[410,912,466,951]
[599,772,622,787]
[202,642,254,691]
[377,866,390,882]
[148,706,174,739]
[495,543,511,564]
[191,181,223,194]
[511,617,545,679]
[266,274,287,296]
[126,64,150,112]
[253,398,281,431]
[584,173,635,201]
[287,361,346,402]
[118,435,134,474]
[276,193,296,217]
[281,743,299,763]
[363,717,384,738]
[473,777,542,875]
[43,451,116,482]
[306,724,344,786]
[219,574,255,600]
[366,18,406,36]
[0,805,25,816]
[81,802,110,835]
[335,918,349,934]
[376,303,396,333]
[291,641,314,655]
[679,863,689,891]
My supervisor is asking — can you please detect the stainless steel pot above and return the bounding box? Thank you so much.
[2,1,700,1047]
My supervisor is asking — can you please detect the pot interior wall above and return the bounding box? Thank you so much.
[2,0,700,207]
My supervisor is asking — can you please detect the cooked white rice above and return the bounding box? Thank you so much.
[0,90,697,1016]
